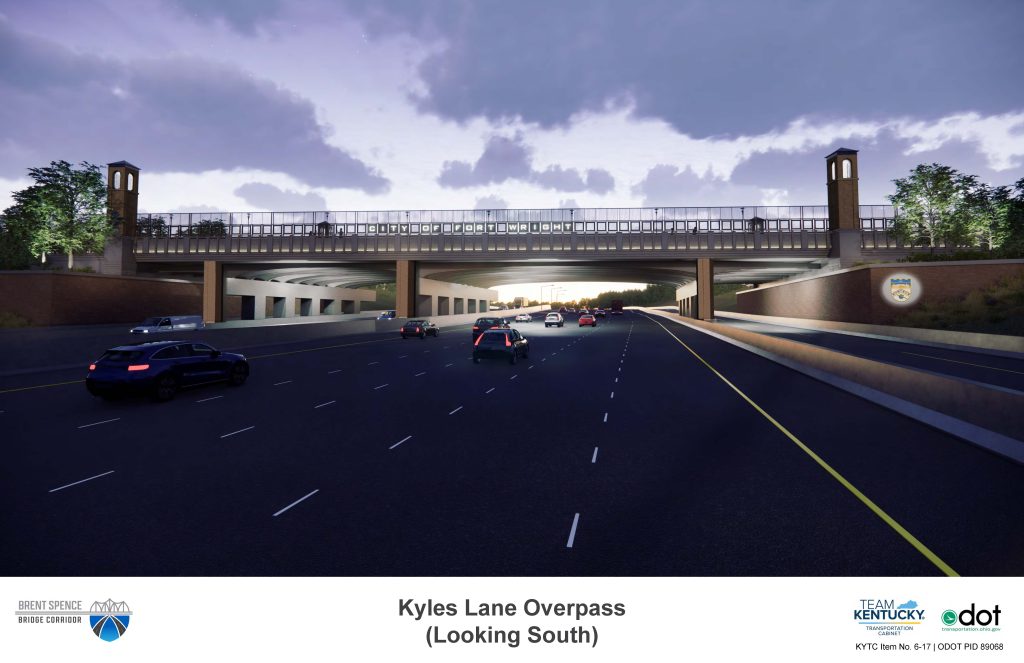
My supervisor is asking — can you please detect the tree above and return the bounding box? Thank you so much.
[4,161,112,268]
[888,164,976,249]
[989,178,1024,254]
[136,215,169,238]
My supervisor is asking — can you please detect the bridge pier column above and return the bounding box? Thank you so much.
[396,259,417,318]
[202,260,224,324]
[696,258,714,321]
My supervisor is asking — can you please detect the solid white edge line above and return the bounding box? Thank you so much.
[389,435,413,450]
[566,512,580,548]
[273,489,319,517]
[49,470,115,493]
[220,425,255,439]
[77,417,120,429]
[314,400,336,409]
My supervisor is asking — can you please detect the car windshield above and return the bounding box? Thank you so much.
[406,320,424,325]
[477,318,499,326]
[139,317,162,326]
[480,333,507,345]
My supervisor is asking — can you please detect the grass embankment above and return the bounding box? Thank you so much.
[894,272,1024,336]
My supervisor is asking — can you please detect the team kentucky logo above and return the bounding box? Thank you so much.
[89,599,131,642]
[890,278,912,302]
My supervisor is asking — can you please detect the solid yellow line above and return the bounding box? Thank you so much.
[0,379,85,395]
[644,313,960,577]
[901,351,1024,376]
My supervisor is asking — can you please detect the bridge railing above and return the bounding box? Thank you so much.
[132,205,838,255]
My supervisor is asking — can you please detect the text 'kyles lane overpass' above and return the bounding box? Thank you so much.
[111,149,951,322]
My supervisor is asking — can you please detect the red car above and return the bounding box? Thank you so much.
[579,314,597,327]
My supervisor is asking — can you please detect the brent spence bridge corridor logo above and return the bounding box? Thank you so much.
[854,598,924,636]
[15,597,133,642]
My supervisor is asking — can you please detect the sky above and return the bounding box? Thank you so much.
[1,0,1022,301]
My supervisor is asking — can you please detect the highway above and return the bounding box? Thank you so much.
[1,310,1022,576]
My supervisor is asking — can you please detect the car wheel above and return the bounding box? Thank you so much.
[401,334,407,339]
[509,350,518,365]
[473,357,481,364]
[559,323,564,327]
[228,362,249,386]
[420,333,426,339]
[153,374,178,401]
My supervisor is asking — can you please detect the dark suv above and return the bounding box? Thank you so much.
[86,340,249,401]
[472,329,530,365]
[472,317,510,340]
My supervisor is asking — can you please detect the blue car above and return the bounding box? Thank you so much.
[86,340,249,401]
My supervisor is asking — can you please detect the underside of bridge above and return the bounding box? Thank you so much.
[138,254,829,323]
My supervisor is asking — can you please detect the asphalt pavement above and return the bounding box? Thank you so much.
[2,310,1022,576]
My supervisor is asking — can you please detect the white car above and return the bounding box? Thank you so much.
[515,313,532,322]
[544,313,564,328]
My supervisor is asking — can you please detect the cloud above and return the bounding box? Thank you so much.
[234,182,327,210]
[0,17,389,193]
[558,199,579,208]
[474,194,508,209]
[438,133,615,194]
[632,164,790,207]
[333,1,1024,139]
[159,0,289,34]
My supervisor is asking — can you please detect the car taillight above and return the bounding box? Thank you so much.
[505,336,512,347]
[88,363,96,371]
[473,326,479,330]
[127,364,150,371]
[474,335,483,346]
[415,327,421,333]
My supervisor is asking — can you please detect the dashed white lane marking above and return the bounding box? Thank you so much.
[448,405,463,415]
[49,470,115,493]
[443,346,449,349]
[221,425,255,439]
[528,365,534,370]
[389,435,413,450]
[273,489,319,517]
[618,367,621,372]
[367,361,379,366]
[415,372,426,377]
[328,369,342,374]
[445,363,454,367]
[196,396,223,403]
[610,392,615,399]
[542,358,547,362]
[314,400,336,409]
[373,383,389,390]
[591,447,599,463]
[486,387,495,394]
[614,377,618,383]
[78,418,120,429]
[273,380,293,386]
[566,513,580,548]
[510,374,518,381]
[423,350,430,353]
[603,412,608,423]
[398,355,408,359]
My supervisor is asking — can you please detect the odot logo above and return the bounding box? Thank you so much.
[940,603,1001,632]
[89,599,132,642]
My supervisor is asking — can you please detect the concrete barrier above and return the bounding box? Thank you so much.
[718,311,1024,355]
[643,308,1024,443]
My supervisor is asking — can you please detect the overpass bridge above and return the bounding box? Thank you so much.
[127,203,914,320]
[106,149,952,321]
